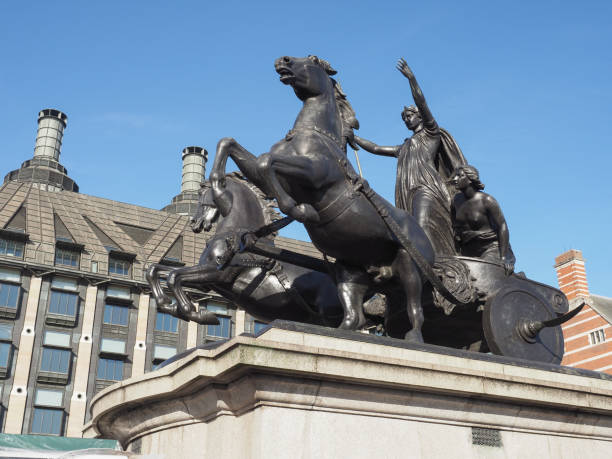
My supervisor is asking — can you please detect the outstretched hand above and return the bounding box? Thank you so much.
[396,58,414,79]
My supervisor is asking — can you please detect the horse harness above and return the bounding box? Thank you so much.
[286,126,359,226]
[213,229,276,270]
[212,229,320,318]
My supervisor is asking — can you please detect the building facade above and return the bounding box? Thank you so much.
[555,249,612,374]
[4,109,609,439]
[0,109,319,437]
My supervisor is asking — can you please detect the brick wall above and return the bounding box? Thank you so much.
[555,250,612,374]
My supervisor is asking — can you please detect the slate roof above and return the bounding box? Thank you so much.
[0,181,324,281]
[590,294,612,325]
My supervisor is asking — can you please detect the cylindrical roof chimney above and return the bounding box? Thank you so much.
[34,108,68,161]
[181,146,207,193]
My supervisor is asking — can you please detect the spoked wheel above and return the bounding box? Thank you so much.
[483,285,565,364]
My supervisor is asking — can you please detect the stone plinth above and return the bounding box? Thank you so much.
[86,322,612,458]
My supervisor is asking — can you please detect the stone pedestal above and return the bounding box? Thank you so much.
[86,321,612,458]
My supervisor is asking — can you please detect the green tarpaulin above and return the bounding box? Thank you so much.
[0,433,118,451]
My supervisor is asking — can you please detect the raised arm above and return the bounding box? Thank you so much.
[484,195,514,275]
[353,135,401,157]
[397,58,436,129]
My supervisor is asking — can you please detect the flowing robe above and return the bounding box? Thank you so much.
[395,120,465,257]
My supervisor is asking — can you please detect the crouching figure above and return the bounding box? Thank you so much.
[450,165,515,275]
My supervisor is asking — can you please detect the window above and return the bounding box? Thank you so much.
[253,321,268,334]
[0,283,19,309]
[0,268,20,314]
[0,238,24,258]
[589,329,606,345]
[39,331,72,383]
[40,347,71,374]
[51,277,78,291]
[31,408,63,435]
[35,388,63,407]
[0,323,12,340]
[100,338,126,355]
[97,358,124,381]
[48,291,78,317]
[91,261,98,273]
[55,247,79,267]
[109,257,130,276]
[44,330,71,347]
[103,304,129,326]
[47,277,79,325]
[0,322,12,373]
[155,312,178,333]
[153,345,176,362]
[0,342,11,370]
[205,302,232,338]
[106,286,131,300]
[207,316,231,339]
[0,268,20,282]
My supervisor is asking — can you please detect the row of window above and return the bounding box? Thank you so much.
[0,288,233,338]
[29,318,256,436]
[1,281,252,341]
[0,266,243,383]
[1,267,246,334]
[0,236,134,278]
[0,316,236,381]
[1,272,231,334]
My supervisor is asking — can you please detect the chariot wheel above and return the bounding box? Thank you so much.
[483,284,564,364]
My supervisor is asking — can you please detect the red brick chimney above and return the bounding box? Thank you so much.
[554,250,589,301]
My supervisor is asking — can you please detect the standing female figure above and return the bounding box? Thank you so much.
[354,59,466,257]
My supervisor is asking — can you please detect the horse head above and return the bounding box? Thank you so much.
[275,55,359,150]
[275,55,336,100]
[193,173,280,236]
[191,183,220,233]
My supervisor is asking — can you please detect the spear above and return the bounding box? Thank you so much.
[353,148,363,177]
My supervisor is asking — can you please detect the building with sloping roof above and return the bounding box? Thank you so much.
[555,249,612,374]
[0,108,314,438]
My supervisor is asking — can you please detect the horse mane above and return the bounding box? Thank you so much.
[226,172,281,227]
[308,55,360,149]
[331,78,360,145]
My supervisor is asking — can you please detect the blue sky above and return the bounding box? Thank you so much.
[1,1,611,295]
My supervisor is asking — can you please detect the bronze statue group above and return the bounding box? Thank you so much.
[147,55,573,363]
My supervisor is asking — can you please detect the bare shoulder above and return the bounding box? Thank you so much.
[479,192,501,208]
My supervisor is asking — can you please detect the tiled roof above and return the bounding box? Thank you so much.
[275,236,325,260]
[0,182,324,280]
[590,294,612,325]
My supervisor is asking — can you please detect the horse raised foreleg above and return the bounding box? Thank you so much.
[256,152,322,223]
[335,263,368,330]
[166,265,221,325]
[211,138,268,195]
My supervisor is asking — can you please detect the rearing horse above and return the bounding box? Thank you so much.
[210,55,435,342]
